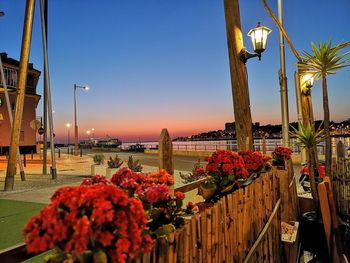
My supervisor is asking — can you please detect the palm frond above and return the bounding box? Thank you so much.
[290,122,326,149]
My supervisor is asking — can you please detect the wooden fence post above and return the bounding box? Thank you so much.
[337,141,345,159]
[159,128,174,193]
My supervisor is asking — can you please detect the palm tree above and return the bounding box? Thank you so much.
[290,122,326,210]
[299,41,350,178]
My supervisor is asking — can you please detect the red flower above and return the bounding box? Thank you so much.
[23,185,152,263]
[272,146,293,161]
[175,191,185,201]
[238,151,271,173]
[144,184,169,203]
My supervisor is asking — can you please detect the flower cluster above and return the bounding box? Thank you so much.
[148,169,174,185]
[109,168,185,236]
[111,167,150,196]
[81,174,112,186]
[144,184,170,203]
[24,185,153,263]
[272,146,293,161]
[205,150,249,180]
[238,150,271,174]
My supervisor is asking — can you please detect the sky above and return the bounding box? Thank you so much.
[1,0,349,142]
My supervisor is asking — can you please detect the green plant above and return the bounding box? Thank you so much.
[290,122,326,210]
[92,154,104,165]
[299,40,350,179]
[179,159,206,184]
[127,155,143,172]
[107,154,123,168]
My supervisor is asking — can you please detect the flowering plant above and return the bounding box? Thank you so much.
[24,185,153,263]
[272,146,293,166]
[81,174,112,186]
[110,168,185,236]
[198,150,249,201]
[238,150,271,174]
[111,168,150,196]
[148,169,174,186]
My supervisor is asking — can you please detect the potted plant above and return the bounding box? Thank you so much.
[24,184,153,263]
[91,154,106,176]
[198,150,249,202]
[105,154,123,178]
[271,146,293,169]
[290,122,328,257]
[127,155,143,172]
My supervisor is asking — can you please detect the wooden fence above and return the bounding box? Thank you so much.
[332,157,350,218]
[276,160,299,222]
[133,171,281,263]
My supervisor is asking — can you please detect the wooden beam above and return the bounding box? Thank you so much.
[223,0,253,151]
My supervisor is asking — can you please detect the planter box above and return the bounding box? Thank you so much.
[106,168,119,178]
[91,164,106,176]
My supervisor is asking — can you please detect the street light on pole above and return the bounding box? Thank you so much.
[91,128,95,138]
[74,84,89,156]
[65,123,71,146]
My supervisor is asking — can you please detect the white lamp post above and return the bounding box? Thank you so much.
[74,84,89,156]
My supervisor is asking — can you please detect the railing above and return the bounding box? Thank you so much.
[122,139,331,155]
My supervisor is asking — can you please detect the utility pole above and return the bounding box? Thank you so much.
[4,0,35,191]
[223,0,253,151]
[42,0,48,175]
[39,0,57,179]
[278,0,290,147]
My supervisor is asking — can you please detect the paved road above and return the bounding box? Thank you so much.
[95,152,204,172]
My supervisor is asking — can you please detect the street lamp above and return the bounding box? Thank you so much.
[240,22,272,63]
[301,74,314,95]
[91,128,95,138]
[74,84,89,156]
[65,123,71,146]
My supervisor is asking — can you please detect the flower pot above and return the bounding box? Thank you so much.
[198,182,217,201]
[106,167,119,178]
[91,164,106,176]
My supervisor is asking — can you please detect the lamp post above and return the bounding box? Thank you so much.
[240,22,272,63]
[74,84,89,156]
[65,123,71,146]
[91,128,95,138]
[86,130,91,140]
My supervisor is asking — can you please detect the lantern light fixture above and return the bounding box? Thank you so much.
[240,22,272,64]
[301,73,315,95]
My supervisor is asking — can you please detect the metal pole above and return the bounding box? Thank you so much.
[4,0,35,191]
[39,0,57,179]
[294,71,306,163]
[278,0,290,147]
[42,0,48,175]
[0,49,26,181]
[74,84,79,156]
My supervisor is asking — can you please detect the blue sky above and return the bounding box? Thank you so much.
[1,0,349,141]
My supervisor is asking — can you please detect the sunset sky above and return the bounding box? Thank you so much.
[1,0,349,142]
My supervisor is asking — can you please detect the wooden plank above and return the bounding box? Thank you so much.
[159,128,174,193]
[206,209,212,263]
[196,214,203,263]
[190,216,197,263]
[201,210,207,263]
[243,199,281,263]
[318,182,332,255]
[168,232,175,263]
[184,222,190,263]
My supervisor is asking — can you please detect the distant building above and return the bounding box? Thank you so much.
[0,53,41,155]
[225,122,235,133]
